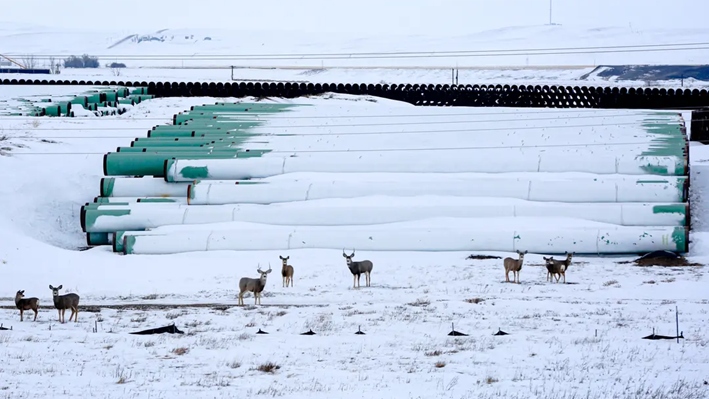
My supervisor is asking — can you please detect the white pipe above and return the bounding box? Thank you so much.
[120,219,686,255]
[165,149,684,182]
[85,197,686,233]
[186,177,685,205]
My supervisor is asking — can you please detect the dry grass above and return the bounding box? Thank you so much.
[465,298,485,304]
[434,361,446,368]
[407,298,431,307]
[171,347,189,356]
[466,254,502,260]
[256,362,280,373]
[485,377,499,384]
[603,280,619,287]
[226,360,241,369]
[425,350,443,357]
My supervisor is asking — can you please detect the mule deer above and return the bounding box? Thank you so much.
[14,290,39,322]
[238,265,272,305]
[342,249,373,288]
[49,285,80,323]
[503,250,527,284]
[544,252,574,283]
[279,255,294,288]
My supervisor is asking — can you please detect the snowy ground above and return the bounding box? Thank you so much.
[0,89,708,398]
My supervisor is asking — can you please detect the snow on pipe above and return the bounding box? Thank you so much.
[83,199,688,234]
[164,151,686,182]
[186,177,687,205]
[99,176,264,198]
[93,196,188,204]
[121,222,688,255]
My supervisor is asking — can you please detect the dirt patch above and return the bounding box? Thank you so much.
[466,254,502,260]
[619,256,703,267]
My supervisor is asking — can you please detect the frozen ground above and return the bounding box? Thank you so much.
[0,89,708,398]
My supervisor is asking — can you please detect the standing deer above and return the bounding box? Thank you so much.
[48,285,80,323]
[238,265,272,305]
[342,249,374,288]
[279,255,294,288]
[14,290,39,322]
[503,250,527,284]
[544,252,574,283]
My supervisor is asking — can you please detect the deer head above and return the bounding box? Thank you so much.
[256,265,272,282]
[342,249,356,265]
[49,285,63,296]
[279,255,289,266]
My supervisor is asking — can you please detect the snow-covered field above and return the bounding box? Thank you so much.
[2,2,709,397]
[0,89,707,398]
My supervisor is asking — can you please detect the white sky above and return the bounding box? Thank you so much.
[2,0,708,34]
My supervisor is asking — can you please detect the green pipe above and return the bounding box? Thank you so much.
[103,91,118,102]
[189,103,302,111]
[70,96,88,106]
[130,87,149,95]
[156,121,263,130]
[147,129,260,138]
[128,94,154,103]
[134,136,256,144]
[103,150,271,177]
[44,105,61,116]
[86,232,111,246]
[117,147,245,153]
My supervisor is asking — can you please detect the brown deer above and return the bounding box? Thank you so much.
[279,255,294,287]
[49,285,80,323]
[503,250,527,284]
[544,252,574,283]
[238,265,272,305]
[14,290,39,322]
[342,249,374,288]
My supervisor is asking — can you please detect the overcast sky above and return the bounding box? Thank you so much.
[2,0,707,35]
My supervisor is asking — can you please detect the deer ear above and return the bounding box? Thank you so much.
[48,285,53,290]
[58,285,63,289]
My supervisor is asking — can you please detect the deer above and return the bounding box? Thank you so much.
[543,252,574,283]
[14,290,39,322]
[48,285,80,323]
[279,255,294,288]
[238,265,272,305]
[342,249,374,288]
[503,250,527,284]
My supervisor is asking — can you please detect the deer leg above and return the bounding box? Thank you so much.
[505,268,509,283]
[57,308,61,322]
[562,272,566,284]
[20,309,23,322]
[33,308,38,321]
[73,307,79,322]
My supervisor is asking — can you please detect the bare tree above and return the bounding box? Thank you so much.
[21,55,36,69]
[48,57,60,74]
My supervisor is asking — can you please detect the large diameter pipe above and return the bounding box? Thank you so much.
[186,177,687,204]
[164,150,686,182]
[93,196,188,204]
[82,198,688,233]
[100,177,190,197]
[103,150,270,177]
[122,223,688,255]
